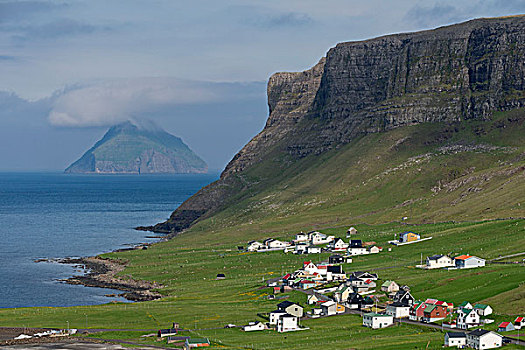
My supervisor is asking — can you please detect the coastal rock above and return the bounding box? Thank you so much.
[148,15,525,233]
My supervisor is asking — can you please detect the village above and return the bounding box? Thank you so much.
[231,228,521,349]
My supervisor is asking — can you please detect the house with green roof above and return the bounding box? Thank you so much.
[362,312,394,329]
[474,303,493,317]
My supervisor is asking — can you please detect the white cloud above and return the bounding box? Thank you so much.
[48,78,234,127]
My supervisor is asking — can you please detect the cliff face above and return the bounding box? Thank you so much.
[149,16,525,233]
[66,122,207,174]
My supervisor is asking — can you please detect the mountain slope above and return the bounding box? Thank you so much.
[65,121,207,174]
[147,15,525,233]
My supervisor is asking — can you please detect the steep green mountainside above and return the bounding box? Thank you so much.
[151,15,525,233]
[183,108,524,241]
[65,121,207,174]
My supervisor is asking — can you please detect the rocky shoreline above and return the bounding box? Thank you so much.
[61,256,163,302]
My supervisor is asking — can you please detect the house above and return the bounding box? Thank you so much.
[184,338,210,349]
[247,241,263,252]
[426,255,455,269]
[497,322,515,332]
[269,310,288,325]
[294,232,309,243]
[514,316,525,330]
[362,313,394,329]
[399,231,420,243]
[393,290,415,306]
[298,280,317,289]
[381,280,399,293]
[466,329,503,349]
[329,254,345,264]
[348,247,368,256]
[303,261,327,275]
[216,273,225,280]
[334,284,354,303]
[307,294,321,305]
[445,332,467,348]
[276,314,299,333]
[346,227,357,237]
[329,238,349,251]
[306,245,322,254]
[349,239,363,248]
[346,293,374,310]
[422,303,450,323]
[277,301,304,317]
[158,329,177,337]
[326,265,346,281]
[320,300,345,316]
[266,239,289,249]
[386,302,410,318]
[473,304,493,317]
[454,255,486,269]
[348,275,376,292]
[369,246,383,254]
[242,322,265,332]
[294,244,308,254]
[309,231,335,245]
[409,301,426,321]
[457,308,481,329]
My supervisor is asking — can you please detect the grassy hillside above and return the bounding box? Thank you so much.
[1,110,524,349]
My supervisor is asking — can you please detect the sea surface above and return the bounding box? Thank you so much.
[0,172,218,308]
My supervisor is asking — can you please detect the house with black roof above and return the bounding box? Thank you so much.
[466,329,503,349]
[277,301,304,317]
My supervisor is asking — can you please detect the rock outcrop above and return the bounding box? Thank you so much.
[65,121,207,174]
[147,15,525,233]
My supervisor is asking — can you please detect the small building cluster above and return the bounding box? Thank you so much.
[497,316,524,333]
[389,231,433,246]
[243,301,308,333]
[418,254,486,270]
[444,329,504,349]
[409,298,453,323]
[451,302,493,330]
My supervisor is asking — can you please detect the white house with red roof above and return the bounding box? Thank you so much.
[514,316,525,330]
[498,322,515,332]
[454,255,486,269]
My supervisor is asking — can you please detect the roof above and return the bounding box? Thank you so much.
[515,316,524,323]
[322,300,336,307]
[327,265,344,273]
[474,303,489,309]
[427,254,443,260]
[277,301,298,309]
[459,301,472,307]
[186,338,210,345]
[423,304,437,313]
[499,322,511,327]
[468,329,493,337]
[389,302,410,308]
[446,332,466,339]
[454,255,473,260]
[381,280,393,287]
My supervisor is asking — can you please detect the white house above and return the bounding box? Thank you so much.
[320,300,345,316]
[381,280,400,293]
[348,247,368,256]
[269,310,288,325]
[454,255,486,269]
[309,231,335,245]
[303,261,327,276]
[466,329,503,350]
[346,227,357,237]
[369,246,382,254]
[474,304,493,317]
[294,244,308,254]
[307,294,320,305]
[247,241,263,252]
[277,301,304,317]
[242,321,265,331]
[445,332,467,348]
[457,308,481,329]
[334,284,354,303]
[306,245,322,254]
[426,255,455,269]
[515,316,525,330]
[362,313,394,329]
[386,302,410,318]
[266,239,289,249]
[276,314,299,333]
[329,238,349,251]
[294,232,309,243]
[326,265,346,281]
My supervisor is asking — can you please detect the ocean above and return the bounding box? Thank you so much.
[0,172,217,308]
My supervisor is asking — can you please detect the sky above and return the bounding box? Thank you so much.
[0,0,524,171]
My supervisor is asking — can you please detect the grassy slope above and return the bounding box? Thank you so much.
[1,111,524,349]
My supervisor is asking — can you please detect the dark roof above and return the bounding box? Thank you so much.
[350,240,363,247]
[447,332,466,338]
[277,301,299,309]
[468,329,492,337]
[216,273,225,277]
[327,265,344,273]
[427,254,443,260]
